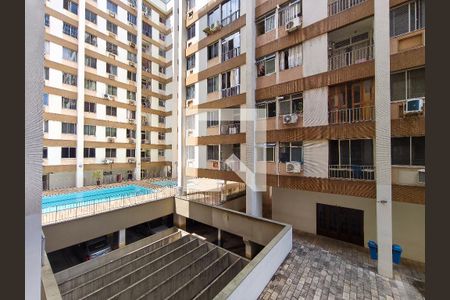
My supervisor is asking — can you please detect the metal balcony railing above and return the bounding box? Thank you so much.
[328,0,367,16]
[222,47,241,62]
[220,122,240,135]
[221,85,240,98]
[220,160,240,172]
[329,164,375,180]
[221,10,240,27]
[278,2,302,26]
[328,44,373,71]
[328,106,374,124]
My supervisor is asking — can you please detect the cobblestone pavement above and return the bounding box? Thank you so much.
[259,231,425,300]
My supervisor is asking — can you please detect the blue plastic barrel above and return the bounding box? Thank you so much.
[368,240,378,260]
[392,244,402,264]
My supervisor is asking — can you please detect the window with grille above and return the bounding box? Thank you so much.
[390,0,425,37]
[62,97,77,110]
[62,147,76,158]
[207,145,219,160]
[62,122,77,134]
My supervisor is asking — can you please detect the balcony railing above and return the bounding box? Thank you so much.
[328,0,367,16]
[220,122,240,135]
[329,164,375,180]
[328,106,374,124]
[278,2,302,26]
[328,44,373,71]
[222,47,241,62]
[221,85,240,98]
[220,160,240,172]
[221,10,240,27]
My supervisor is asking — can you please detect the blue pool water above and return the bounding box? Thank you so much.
[152,180,177,187]
[42,185,154,213]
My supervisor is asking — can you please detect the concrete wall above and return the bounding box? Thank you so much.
[220,196,246,213]
[271,188,425,262]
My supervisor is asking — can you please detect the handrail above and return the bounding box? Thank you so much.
[221,10,240,27]
[221,85,240,98]
[328,44,373,71]
[222,47,241,62]
[328,106,374,124]
[329,164,375,181]
[328,0,367,16]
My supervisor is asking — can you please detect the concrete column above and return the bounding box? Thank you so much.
[217,229,222,247]
[245,0,263,217]
[173,214,187,230]
[119,229,126,248]
[374,0,393,278]
[243,238,257,259]
[135,0,143,180]
[76,0,86,187]
[176,0,187,195]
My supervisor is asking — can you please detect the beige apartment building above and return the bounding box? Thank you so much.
[43,0,176,190]
[179,0,425,262]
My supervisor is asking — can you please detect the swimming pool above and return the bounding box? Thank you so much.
[152,180,177,187]
[42,185,154,213]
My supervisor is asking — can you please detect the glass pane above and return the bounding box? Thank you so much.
[291,147,302,162]
[391,4,409,36]
[279,144,289,162]
[407,68,425,98]
[340,140,350,165]
[329,140,339,165]
[267,102,276,117]
[391,137,411,165]
[265,58,275,74]
[390,72,406,101]
[412,136,425,165]
[279,100,290,115]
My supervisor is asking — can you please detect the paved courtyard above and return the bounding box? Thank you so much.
[259,231,425,300]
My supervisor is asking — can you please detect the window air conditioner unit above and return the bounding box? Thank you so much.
[108,74,116,80]
[282,113,298,124]
[128,158,136,163]
[104,158,114,164]
[285,17,302,33]
[129,61,136,67]
[129,42,136,48]
[404,98,425,114]
[229,127,237,134]
[286,161,301,173]
[186,99,194,107]
[418,169,425,184]
[187,9,194,19]
[109,11,116,18]
[107,137,116,143]
[104,94,113,100]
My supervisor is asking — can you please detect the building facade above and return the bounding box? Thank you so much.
[43,0,175,190]
[178,0,425,262]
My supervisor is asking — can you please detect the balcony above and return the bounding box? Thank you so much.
[328,106,374,124]
[329,164,375,180]
[328,44,373,71]
[220,122,240,135]
[328,0,367,16]
[221,85,240,98]
[222,47,241,62]
[221,10,240,27]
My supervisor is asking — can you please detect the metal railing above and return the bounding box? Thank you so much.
[328,0,366,16]
[221,10,240,27]
[220,160,240,172]
[278,2,302,27]
[220,122,241,135]
[222,47,241,62]
[221,85,240,98]
[329,164,375,180]
[328,44,373,71]
[328,106,374,124]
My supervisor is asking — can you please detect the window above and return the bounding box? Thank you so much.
[85,32,97,46]
[84,102,96,113]
[279,44,302,71]
[187,54,195,70]
[143,3,151,18]
[62,72,77,86]
[208,7,221,26]
[107,21,118,35]
[256,101,276,119]
[128,51,137,63]
[256,13,275,35]
[127,129,136,138]
[84,148,96,158]
[105,148,117,158]
[63,0,78,14]
[43,148,48,159]
[221,32,240,61]
[127,90,136,100]
[126,149,136,157]
[84,125,96,135]
[329,139,374,166]
[186,85,195,100]
[63,22,78,38]
[158,99,165,107]
[158,149,165,157]
[62,147,76,158]
[44,40,50,55]
[106,42,118,55]
[160,33,166,41]
[158,132,165,140]
[256,143,276,161]
[106,63,118,76]
[207,76,219,93]
[207,145,219,160]
[107,85,117,96]
[279,93,303,115]
[43,120,49,133]
[127,71,136,81]
[159,83,166,91]
[207,42,219,60]
[107,0,118,14]
[278,0,302,26]
[143,23,152,38]
[159,66,166,74]
[85,79,96,91]
[45,14,49,27]
[106,127,117,137]
[159,49,166,58]
[207,111,219,127]
[390,0,425,37]
[221,68,240,96]
[392,136,425,166]
[391,68,425,101]
[43,94,49,106]
[221,0,240,26]
[62,122,77,134]
[187,24,195,40]
[85,56,97,68]
[106,106,117,116]
[158,116,165,124]
[63,47,77,62]
[279,142,303,163]
[62,97,77,110]
[127,12,137,25]
[85,9,97,24]
[187,0,195,11]
[44,67,49,80]
[127,32,137,44]
[257,54,276,76]
[187,146,195,160]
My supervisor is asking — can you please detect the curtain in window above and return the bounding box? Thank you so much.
[230,68,239,87]
[288,44,302,68]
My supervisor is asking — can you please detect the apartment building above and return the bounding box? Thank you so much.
[43,0,176,190]
[179,0,425,262]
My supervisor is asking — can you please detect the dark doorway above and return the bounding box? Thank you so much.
[316,203,364,246]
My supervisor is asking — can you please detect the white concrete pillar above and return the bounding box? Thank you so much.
[374,0,393,278]
[135,0,143,180]
[119,229,126,248]
[76,0,86,187]
[217,229,222,247]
